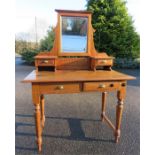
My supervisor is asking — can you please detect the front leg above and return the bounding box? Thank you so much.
[40,95,45,128]
[32,84,42,152]
[115,86,126,143]
[34,103,42,152]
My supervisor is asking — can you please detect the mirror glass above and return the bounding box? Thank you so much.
[61,16,88,53]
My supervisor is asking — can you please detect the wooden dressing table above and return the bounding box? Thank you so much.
[22,10,135,152]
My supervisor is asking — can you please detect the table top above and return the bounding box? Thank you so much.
[22,70,135,83]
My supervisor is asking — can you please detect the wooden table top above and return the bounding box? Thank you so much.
[22,70,135,83]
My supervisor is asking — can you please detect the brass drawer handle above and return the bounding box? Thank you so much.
[57,85,64,90]
[101,60,107,63]
[98,84,106,88]
[43,60,49,63]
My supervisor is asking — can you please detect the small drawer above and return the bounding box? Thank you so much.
[39,83,81,94]
[83,82,121,92]
[96,59,113,66]
[37,59,55,66]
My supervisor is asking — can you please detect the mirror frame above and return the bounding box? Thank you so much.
[51,10,96,57]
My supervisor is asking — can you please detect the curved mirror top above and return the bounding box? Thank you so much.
[61,16,88,53]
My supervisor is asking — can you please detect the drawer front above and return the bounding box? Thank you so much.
[96,59,113,66]
[37,59,55,66]
[83,82,124,92]
[39,83,81,94]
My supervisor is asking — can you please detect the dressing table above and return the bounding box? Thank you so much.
[22,10,135,152]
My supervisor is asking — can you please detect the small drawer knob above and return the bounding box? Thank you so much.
[110,83,114,87]
[121,83,126,87]
[98,84,106,88]
[58,85,64,90]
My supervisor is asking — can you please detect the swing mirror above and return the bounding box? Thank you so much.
[61,16,88,53]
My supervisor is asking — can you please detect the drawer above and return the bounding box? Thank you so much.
[37,59,55,66]
[39,83,81,94]
[83,82,123,92]
[96,59,113,66]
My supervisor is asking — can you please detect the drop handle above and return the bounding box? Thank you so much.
[98,84,106,88]
[58,85,64,90]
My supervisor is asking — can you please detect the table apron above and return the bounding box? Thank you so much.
[32,81,126,95]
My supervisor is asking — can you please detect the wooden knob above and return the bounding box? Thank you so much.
[43,60,49,63]
[110,83,114,87]
[121,83,126,87]
[58,85,64,90]
[98,84,106,88]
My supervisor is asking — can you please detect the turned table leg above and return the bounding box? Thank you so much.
[34,104,42,152]
[115,88,126,143]
[40,95,45,128]
[101,92,107,121]
[32,84,44,152]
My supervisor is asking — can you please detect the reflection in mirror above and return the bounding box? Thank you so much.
[61,16,88,53]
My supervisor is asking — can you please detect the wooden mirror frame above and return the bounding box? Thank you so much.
[51,10,97,57]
